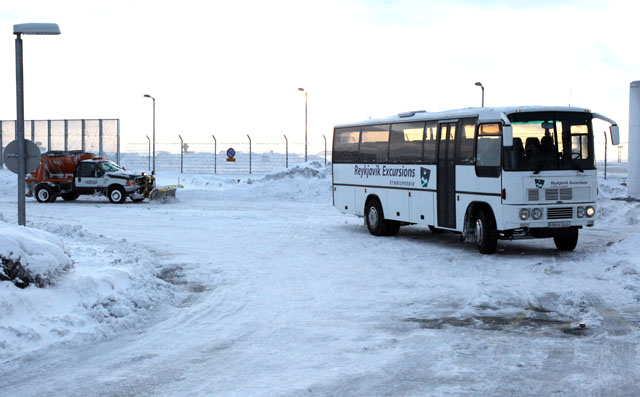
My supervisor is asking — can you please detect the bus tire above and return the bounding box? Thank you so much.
[35,184,56,203]
[554,229,578,251]
[475,208,497,254]
[365,198,388,236]
[108,185,127,204]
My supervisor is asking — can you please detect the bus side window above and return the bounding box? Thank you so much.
[359,124,390,163]
[389,122,425,163]
[423,121,438,163]
[333,127,361,163]
[476,123,501,177]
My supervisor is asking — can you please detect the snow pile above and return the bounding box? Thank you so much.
[0,220,178,361]
[155,161,332,203]
[0,222,72,288]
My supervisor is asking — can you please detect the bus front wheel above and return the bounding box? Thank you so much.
[554,229,578,251]
[474,209,497,254]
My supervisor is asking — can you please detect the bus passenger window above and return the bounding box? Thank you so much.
[476,124,501,167]
[333,127,361,163]
[423,121,438,163]
[389,122,424,163]
[359,124,390,163]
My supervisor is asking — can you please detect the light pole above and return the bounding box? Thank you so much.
[146,135,151,170]
[475,82,484,108]
[143,94,156,174]
[298,88,307,162]
[14,23,60,227]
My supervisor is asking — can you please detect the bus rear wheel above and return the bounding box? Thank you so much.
[365,198,399,236]
[474,209,497,254]
[554,229,578,251]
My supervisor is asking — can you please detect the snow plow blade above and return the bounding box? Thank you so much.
[149,185,183,202]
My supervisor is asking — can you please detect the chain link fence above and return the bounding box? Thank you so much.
[120,141,331,174]
[0,119,120,168]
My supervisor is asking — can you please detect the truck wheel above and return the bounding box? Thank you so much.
[62,192,79,201]
[554,229,578,251]
[35,185,55,203]
[108,186,126,204]
[474,208,497,254]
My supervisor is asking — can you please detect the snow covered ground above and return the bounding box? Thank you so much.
[0,162,638,396]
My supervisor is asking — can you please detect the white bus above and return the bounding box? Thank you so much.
[332,106,620,254]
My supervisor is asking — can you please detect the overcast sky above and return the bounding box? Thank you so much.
[0,0,638,151]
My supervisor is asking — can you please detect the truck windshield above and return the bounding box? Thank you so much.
[504,111,595,172]
[98,161,123,172]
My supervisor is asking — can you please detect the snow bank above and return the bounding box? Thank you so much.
[154,161,332,203]
[0,222,72,287]
[0,220,178,361]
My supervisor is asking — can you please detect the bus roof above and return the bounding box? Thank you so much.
[334,106,592,129]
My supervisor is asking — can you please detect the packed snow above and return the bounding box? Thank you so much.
[0,162,638,396]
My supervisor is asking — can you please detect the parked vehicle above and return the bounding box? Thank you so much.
[25,151,177,203]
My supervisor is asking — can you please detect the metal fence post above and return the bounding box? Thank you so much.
[284,134,288,168]
[47,120,51,152]
[81,119,85,152]
[179,134,184,173]
[30,120,34,141]
[146,135,151,170]
[323,134,327,166]
[212,134,216,174]
[247,134,252,174]
[64,119,68,151]
[99,119,103,157]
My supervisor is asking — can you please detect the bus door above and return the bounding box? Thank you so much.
[437,121,457,228]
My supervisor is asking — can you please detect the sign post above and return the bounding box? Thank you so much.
[226,147,236,162]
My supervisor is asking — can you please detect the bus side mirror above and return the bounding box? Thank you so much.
[502,125,513,146]
[610,125,620,145]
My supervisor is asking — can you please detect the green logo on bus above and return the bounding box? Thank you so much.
[421,167,431,188]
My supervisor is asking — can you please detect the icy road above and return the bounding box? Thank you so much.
[0,164,639,396]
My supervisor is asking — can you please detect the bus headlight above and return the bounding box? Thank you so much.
[586,206,595,217]
[519,208,530,220]
[531,208,543,220]
[577,206,585,218]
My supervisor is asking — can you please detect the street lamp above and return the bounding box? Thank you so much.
[475,82,484,108]
[14,23,61,226]
[143,94,156,174]
[298,88,307,162]
[146,135,151,170]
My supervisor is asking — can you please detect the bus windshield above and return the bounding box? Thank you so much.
[504,111,594,172]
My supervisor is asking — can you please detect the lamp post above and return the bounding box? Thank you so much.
[146,135,151,170]
[143,94,156,174]
[14,23,61,227]
[298,88,307,162]
[475,82,484,107]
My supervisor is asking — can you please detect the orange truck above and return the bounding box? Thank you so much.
[25,150,160,203]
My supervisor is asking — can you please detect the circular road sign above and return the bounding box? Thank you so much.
[226,147,236,159]
[2,139,41,174]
